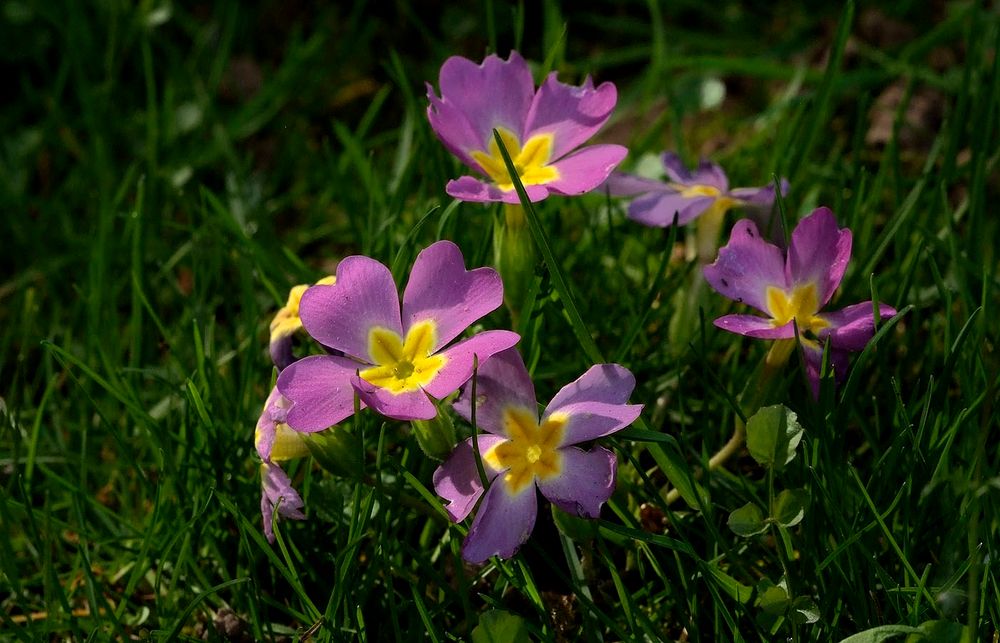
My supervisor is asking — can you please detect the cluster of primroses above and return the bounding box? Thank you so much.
[254,51,896,562]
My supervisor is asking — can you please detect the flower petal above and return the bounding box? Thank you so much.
[662,153,728,191]
[261,462,305,543]
[627,191,716,227]
[277,355,362,432]
[422,330,521,400]
[547,363,637,411]
[523,74,618,160]
[787,207,852,305]
[703,218,787,314]
[546,400,642,446]
[426,84,487,170]
[714,314,796,339]
[453,347,537,436]
[433,435,507,522]
[462,480,538,563]
[600,171,669,197]
[819,301,898,352]
[433,52,534,151]
[299,256,402,362]
[402,240,504,350]
[446,175,551,204]
[351,374,437,421]
[544,144,628,197]
[537,445,617,518]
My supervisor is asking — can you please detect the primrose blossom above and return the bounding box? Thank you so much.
[604,152,786,230]
[277,240,520,428]
[256,387,309,543]
[704,207,897,396]
[269,276,337,370]
[433,348,642,563]
[426,51,627,203]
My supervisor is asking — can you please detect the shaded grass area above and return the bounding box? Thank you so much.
[2,0,998,640]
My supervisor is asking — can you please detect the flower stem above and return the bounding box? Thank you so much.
[666,351,783,505]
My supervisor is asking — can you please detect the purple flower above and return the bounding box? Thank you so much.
[256,387,309,543]
[704,207,897,396]
[276,240,520,427]
[426,51,627,203]
[604,152,787,228]
[433,348,642,563]
[269,276,337,371]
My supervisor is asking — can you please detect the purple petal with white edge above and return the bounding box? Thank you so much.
[545,144,628,197]
[422,330,521,400]
[402,241,504,350]
[786,207,852,305]
[537,445,617,518]
[703,218,788,314]
[523,74,618,160]
[802,343,851,399]
[600,171,669,197]
[714,314,796,340]
[299,256,402,362]
[462,480,538,563]
[453,346,537,436]
[627,191,716,227]
[277,355,362,432]
[261,462,305,543]
[662,153,728,191]
[435,53,534,149]
[351,375,437,421]
[548,363,636,411]
[446,175,551,204]
[819,301,898,352]
[547,400,642,447]
[433,434,507,522]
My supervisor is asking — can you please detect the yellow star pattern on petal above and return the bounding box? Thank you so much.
[358,320,448,395]
[483,407,567,494]
[470,127,560,191]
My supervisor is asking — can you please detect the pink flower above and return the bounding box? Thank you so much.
[704,207,897,396]
[276,241,519,426]
[255,387,308,543]
[433,348,642,563]
[426,51,627,203]
[605,152,787,228]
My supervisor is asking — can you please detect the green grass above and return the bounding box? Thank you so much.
[2,0,998,640]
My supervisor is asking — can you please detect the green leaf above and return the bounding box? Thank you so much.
[648,442,711,511]
[551,504,599,542]
[790,596,820,624]
[837,625,921,643]
[745,404,804,469]
[772,488,810,527]
[755,578,789,616]
[727,502,767,537]
[471,610,532,643]
[706,565,753,604]
[905,620,970,643]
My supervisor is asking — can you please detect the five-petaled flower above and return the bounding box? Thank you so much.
[256,387,309,543]
[704,207,897,396]
[604,152,787,229]
[276,240,520,428]
[269,276,337,371]
[426,51,627,203]
[433,348,642,563]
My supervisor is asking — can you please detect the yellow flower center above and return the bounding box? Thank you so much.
[470,127,560,191]
[483,407,567,494]
[358,320,447,394]
[766,284,829,339]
